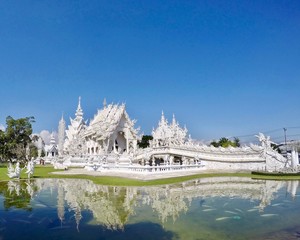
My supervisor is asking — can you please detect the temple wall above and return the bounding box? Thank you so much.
[203,160,266,171]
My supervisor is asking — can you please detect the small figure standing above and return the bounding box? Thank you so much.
[25,159,35,179]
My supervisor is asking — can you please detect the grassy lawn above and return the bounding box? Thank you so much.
[1,164,300,186]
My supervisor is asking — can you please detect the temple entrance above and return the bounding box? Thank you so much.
[115,131,126,153]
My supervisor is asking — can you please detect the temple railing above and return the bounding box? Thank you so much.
[85,163,205,172]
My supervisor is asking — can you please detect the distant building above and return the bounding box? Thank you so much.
[44,132,58,158]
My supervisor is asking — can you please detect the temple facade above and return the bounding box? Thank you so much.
[84,103,139,155]
[52,97,299,173]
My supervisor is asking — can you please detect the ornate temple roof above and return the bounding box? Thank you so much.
[65,97,87,140]
[44,132,58,153]
[152,112,188,144]
[84,103,139,141]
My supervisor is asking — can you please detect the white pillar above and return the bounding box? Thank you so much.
[292,149,297,168]
[126,128,129,152]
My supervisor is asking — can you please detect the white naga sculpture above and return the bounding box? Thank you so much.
[25,159,35,178]
[255,133,273,151]
[255,132,288,170]
[7,162,22,179]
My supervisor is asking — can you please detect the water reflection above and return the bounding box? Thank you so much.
[0,180,37,210]
[0,177,300,239]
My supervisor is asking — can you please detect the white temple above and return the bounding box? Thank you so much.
[50,97,299,173]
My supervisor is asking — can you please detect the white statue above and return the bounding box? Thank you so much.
[255,132,272,150]
[25,159,35,179]
[7,162,22,179]
[255,132,288,170]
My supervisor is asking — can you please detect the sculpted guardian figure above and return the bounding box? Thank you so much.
[7,162,22,179]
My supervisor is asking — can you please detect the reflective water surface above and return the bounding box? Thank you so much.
[0,177,300,240]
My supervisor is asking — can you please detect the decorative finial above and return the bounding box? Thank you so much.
[50,132,56,145]
[78,96,81,108]
[75,96,83,118]
[160,110,167,124]
[172,113,176,123]
[161,111,165,120]
[103,98,107,108]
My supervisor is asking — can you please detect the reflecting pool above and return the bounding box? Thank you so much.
[0,177,300,240]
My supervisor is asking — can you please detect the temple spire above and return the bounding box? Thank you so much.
[58,113,66,155]
[50,132,56,145]
[172,114,176,125]
[60,112,64,121]
[64,97,87,156]
[103,98,107,108]
[75,96,83,119]
[78,96,81,108]
[160,111,167,124]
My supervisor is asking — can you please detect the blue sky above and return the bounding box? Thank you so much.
[0,0,300,144]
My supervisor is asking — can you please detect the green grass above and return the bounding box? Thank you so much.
[1,164,300,186]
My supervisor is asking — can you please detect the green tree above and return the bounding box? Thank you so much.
[210,137,240,148]
[210,140,219,147]
[29,144,38,159]
[234,137,241,147]
[29,134,39,159]
[1,116,35,162]
[0,129,6,161]
[138,135,153,148]
[218,137,233,147]
[40,149,46,157]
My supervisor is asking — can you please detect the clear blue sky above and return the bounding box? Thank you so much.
[0,0,300,144]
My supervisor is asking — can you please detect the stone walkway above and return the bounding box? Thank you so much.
[50,168,227,181]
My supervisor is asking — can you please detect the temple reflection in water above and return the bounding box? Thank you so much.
[2,177,299,231]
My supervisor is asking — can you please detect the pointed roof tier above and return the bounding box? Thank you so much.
[50,132,56,145]
[152,111,172,140]
[170,114,188,143]
[75,96,83,120]
[66,97,87,139]
[84,103,139,141]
